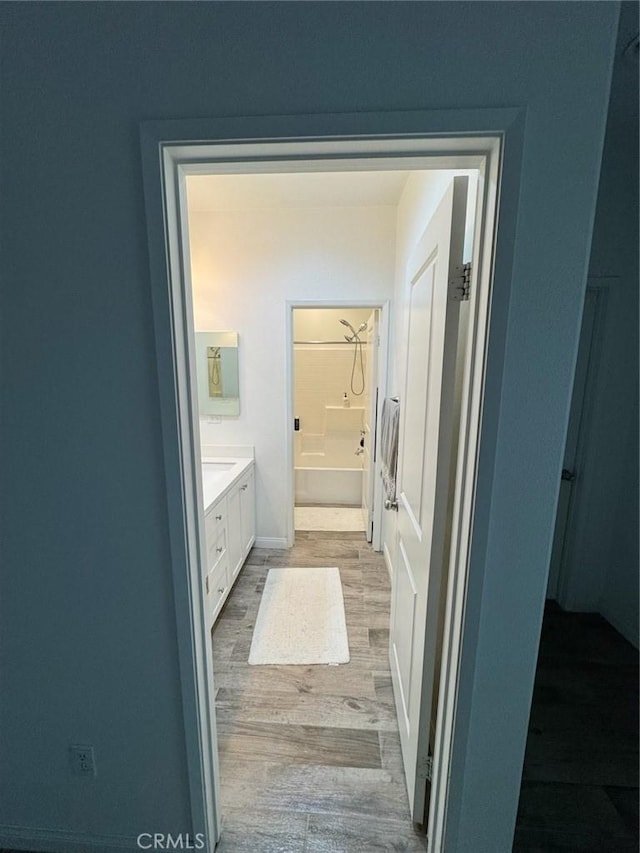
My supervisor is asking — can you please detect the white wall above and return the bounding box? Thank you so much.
[293,306,372,341]
[189,206,396,543]
[294,346,366,434]
[382,170,478,569]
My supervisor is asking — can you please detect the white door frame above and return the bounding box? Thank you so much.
[140,109,524,852]
[286,300,390,550]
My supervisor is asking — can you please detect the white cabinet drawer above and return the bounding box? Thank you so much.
[206,557,229,624]
[205,497,227,541]
[206,525,227,571]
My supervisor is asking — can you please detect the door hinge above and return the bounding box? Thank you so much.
[418,754,433,781]
[450,262,471,302]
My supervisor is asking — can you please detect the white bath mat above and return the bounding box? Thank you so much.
[248,567,350,666]
[295,506,366,532]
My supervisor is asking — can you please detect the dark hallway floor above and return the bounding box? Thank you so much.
[514,602,639,851]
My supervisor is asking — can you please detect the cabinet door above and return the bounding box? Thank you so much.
[226,484,243,580]
[239,468,256,555]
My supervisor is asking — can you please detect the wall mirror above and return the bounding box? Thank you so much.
[195,331,240,416]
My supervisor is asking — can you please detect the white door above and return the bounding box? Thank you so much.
[239,468,256,555]
[547,289,598,599]
[227,485,243,579]
[390,176,468,822]
[361,310,378,540]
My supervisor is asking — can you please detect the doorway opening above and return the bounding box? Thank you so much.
[142,132,503,853]
[291,305,386,545]
[547,285,606,605]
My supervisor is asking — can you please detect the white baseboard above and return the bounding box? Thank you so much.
[0,824,139,853]
[254,536,288,549]
[383,541,394,582]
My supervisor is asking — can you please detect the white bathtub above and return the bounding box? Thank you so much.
[294,434,363,506]
[295,465,362,506]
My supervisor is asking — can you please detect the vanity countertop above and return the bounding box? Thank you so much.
[201,456,253,512]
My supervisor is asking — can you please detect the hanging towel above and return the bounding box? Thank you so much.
[380,397,400,502]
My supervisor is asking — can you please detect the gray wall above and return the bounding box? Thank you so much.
[581,2,639,644]
[0,3,617,851]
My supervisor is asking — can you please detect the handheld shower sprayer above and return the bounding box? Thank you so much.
[340,319,368,342]
[340,318,356,341]
[339,317,368,396]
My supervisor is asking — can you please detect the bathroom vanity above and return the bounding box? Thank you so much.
[201,456,255,627]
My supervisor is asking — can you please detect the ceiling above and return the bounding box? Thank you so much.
[186,170,411,212]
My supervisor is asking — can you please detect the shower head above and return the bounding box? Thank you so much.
[339,318,356,336]
[340,318,368,342]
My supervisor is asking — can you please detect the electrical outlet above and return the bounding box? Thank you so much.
[208,415,222,424]
[69,744,96,777]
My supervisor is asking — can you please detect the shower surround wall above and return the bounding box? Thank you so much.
[189,202,396,544]
[294,309,371,505]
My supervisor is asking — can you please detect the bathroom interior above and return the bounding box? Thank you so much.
[182,166,478,843]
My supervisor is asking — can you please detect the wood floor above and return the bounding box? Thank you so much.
[514,602,639,851]
[211,530,426,852]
